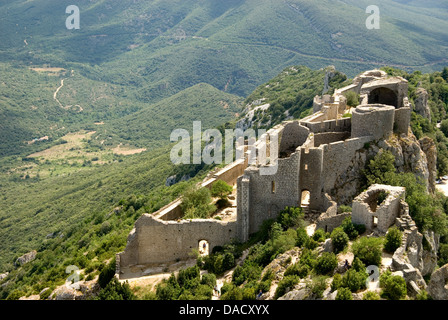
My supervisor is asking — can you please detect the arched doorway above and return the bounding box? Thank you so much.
[198,240,209,257]
[368,87,398,107]
[301,190,310,208]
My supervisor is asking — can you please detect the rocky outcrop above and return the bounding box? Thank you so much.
[428,264,448,300]
[419,136,437,194]
[414,88,431,121]
[332,131,433,204]
[15,250,37,267]
[49,280,100,300]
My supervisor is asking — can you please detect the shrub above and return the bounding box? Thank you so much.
[330,227,349,253]
[344,91,360,107]
[331,273,342,292]
[181,186,216,219]
[305,238,319,250]
[351,236,383,266]
[211,180,233,200]
[200,273,216,288]
[416,290,432,300]
[96,278,135,300]
[438,243,448,267]
[296,227,309,247]
[336,287,353,300]
[363,291,381,300]
[338,205,352,214]
[221,285,243,300]
[315,253,338,275]
[277,206,304,229]
[384,227,403,253]
[285,263,310,279]
[274,275,299,299]
[306,276,327,299]
[381,275,407,300]
[341,217,358,240]
[341,269,368,292]
[98,257,116,288]
[312,229,327,242]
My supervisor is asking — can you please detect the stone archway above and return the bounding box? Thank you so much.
[198,240,209,257]
[368,87,398,107]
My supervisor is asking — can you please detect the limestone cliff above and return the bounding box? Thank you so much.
[331,130,436,205]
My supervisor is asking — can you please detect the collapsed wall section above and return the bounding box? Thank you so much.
[118,214,239,270]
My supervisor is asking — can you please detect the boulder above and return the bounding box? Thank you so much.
[428,264,448,300]
[414,88,431,121]
[15,250,37,267]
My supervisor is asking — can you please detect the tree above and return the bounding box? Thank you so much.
[277,206,304,229]
[341,217,359,240]
[210,180,233,200]
[336,287,353,300]
[98,257,116,288]
[363,150,396,186]
[96,278,135,300]
[330,227,349,253]
[181,186,216,219]
[315,252,338,275]
[441,119,448,137]
[442,67,448,82]
[344,91,360,107]
[381,275,407,300]
[351,236,383,266]
[384,227,403,253]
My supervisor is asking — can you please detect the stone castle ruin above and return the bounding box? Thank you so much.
[117,70,433,286]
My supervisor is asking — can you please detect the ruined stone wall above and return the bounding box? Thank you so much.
[394,107,411,136]
[316,194,351,233]
[301,117,351,134]
[243,152,301,235]
[352,184,405,233]
[320,136,373,195]
[118,214,239,267]
[279,121,310,154]
[299,147,324,211]
[351,104,395,140]
[314,132,351,147]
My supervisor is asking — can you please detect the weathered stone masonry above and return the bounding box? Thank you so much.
[117,70,418,278]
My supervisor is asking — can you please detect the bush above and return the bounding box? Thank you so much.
[344,91,360,107]
[315,253,338,275]
[363,291,381,300]
[381,275,407,300]
[341,217,358,240]
[438,243,448,267]
[351,236,383,266]
[277,206,304,229]
[341,269,368,292]
[181,186,216,219]
[96,278,135,300]
[211,180,233,200]
[296,227,309,247]
[284,263,310,279]
[221,285,243,300]
[200,273,216,288]
[98,257,116,288]
[331,273,342,292]
[384,227,403,253]
[312,229,327,242]
[330,227,349,253]
[336,287,353,300]
[307,276,328,299]
[274,275,299,299]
